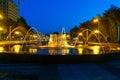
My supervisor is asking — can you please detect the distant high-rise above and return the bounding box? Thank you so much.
[0,0,18,22]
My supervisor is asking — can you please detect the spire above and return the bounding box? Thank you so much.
[61,27,66,34]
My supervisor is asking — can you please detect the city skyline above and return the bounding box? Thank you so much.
[14,0,120,34]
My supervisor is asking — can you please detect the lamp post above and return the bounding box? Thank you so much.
[10,26,12,41]
[0,14,3,40]
[0,27,3,40]
[93,18,100,40]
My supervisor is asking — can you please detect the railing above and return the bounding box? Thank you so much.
[0,40,39,45]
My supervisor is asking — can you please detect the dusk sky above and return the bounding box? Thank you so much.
[14,0,120,34]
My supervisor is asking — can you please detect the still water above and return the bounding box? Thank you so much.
[0,44,119,55]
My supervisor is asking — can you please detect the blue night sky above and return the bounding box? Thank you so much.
[14,0,120,34]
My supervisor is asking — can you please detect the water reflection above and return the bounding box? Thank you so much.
[76,46,104,55]
[49,48,70,55]
[90,46,100,55]
[12,45,22,53]
[76,47,83,55]
[29,48,37,53]
[0,46,4,52]
[0,44,119,55]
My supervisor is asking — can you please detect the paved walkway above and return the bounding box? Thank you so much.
[0,60,120,80]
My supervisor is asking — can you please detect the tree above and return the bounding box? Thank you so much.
[17,17,31,30]
[103,5,120,42]
[70,26,80,39]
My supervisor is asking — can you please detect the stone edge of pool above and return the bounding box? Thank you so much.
[0,52,119,64]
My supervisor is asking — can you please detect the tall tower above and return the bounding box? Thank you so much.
[0,0,19,22]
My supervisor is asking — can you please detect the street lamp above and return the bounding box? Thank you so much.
[93,18,99,23]
[0,14,3,20]
[0,27,3,31]
[10,26,12,41]
[94,30,99,33]
[79,33,83,36]
[93,18,100,40]
[0,14,3,40]
[14,31,20,35]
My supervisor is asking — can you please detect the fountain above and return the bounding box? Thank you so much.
[21,27,41,50]
[0,26,119,63]
[44,27,74,48]
[0,26,119,56]
[74,29,120,55]
[48,33,71,48]
[0,26,42,53]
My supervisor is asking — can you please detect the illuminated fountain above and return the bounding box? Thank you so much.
[0,26,119,56]
[48,27,73,48]
[74,29,120,55]
[0,26,41,53]
[48,34,70,47]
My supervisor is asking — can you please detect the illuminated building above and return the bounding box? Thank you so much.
[0,0,18,22]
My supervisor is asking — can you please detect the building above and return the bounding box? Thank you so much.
[0,0,18,22]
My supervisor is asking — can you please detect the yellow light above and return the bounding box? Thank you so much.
[66,35,70,38]
[15,31,20,35]
[79,33,83,36]
[33,35,38,38]
[77,48,83,55]
[29,48,37,53]
[0,46,4,52]
[0,14,3,19]
[93,18,99,23]
[92,46,100,55]
[94,30,99,33]
[0,27,3,31]
[117,47,120,50]
[13,45,21,53]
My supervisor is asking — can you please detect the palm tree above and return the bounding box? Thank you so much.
[103,5,120,42]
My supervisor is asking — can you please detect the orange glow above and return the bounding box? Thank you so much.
[0,46,4,52]
[93,18,99,23]
[13,45,21,53]
[79,33,83,36]
[0,14,3,19]
[29,48,37,53]
[15,31,20,35]
[92,46,100,55]
[94,30,99,33]
[0,27,3,31]
[77,47,83,55]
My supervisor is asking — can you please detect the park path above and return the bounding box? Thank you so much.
[0,60,120,80]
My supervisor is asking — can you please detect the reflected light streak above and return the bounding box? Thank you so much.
[13,45,21,53]
[29,48,37,53]
[49,49,56,55]
[92,46,100,55]
[0,46,4,52]
[61,49,69,55]
[49,49,70,55]
[77,48,83,55]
